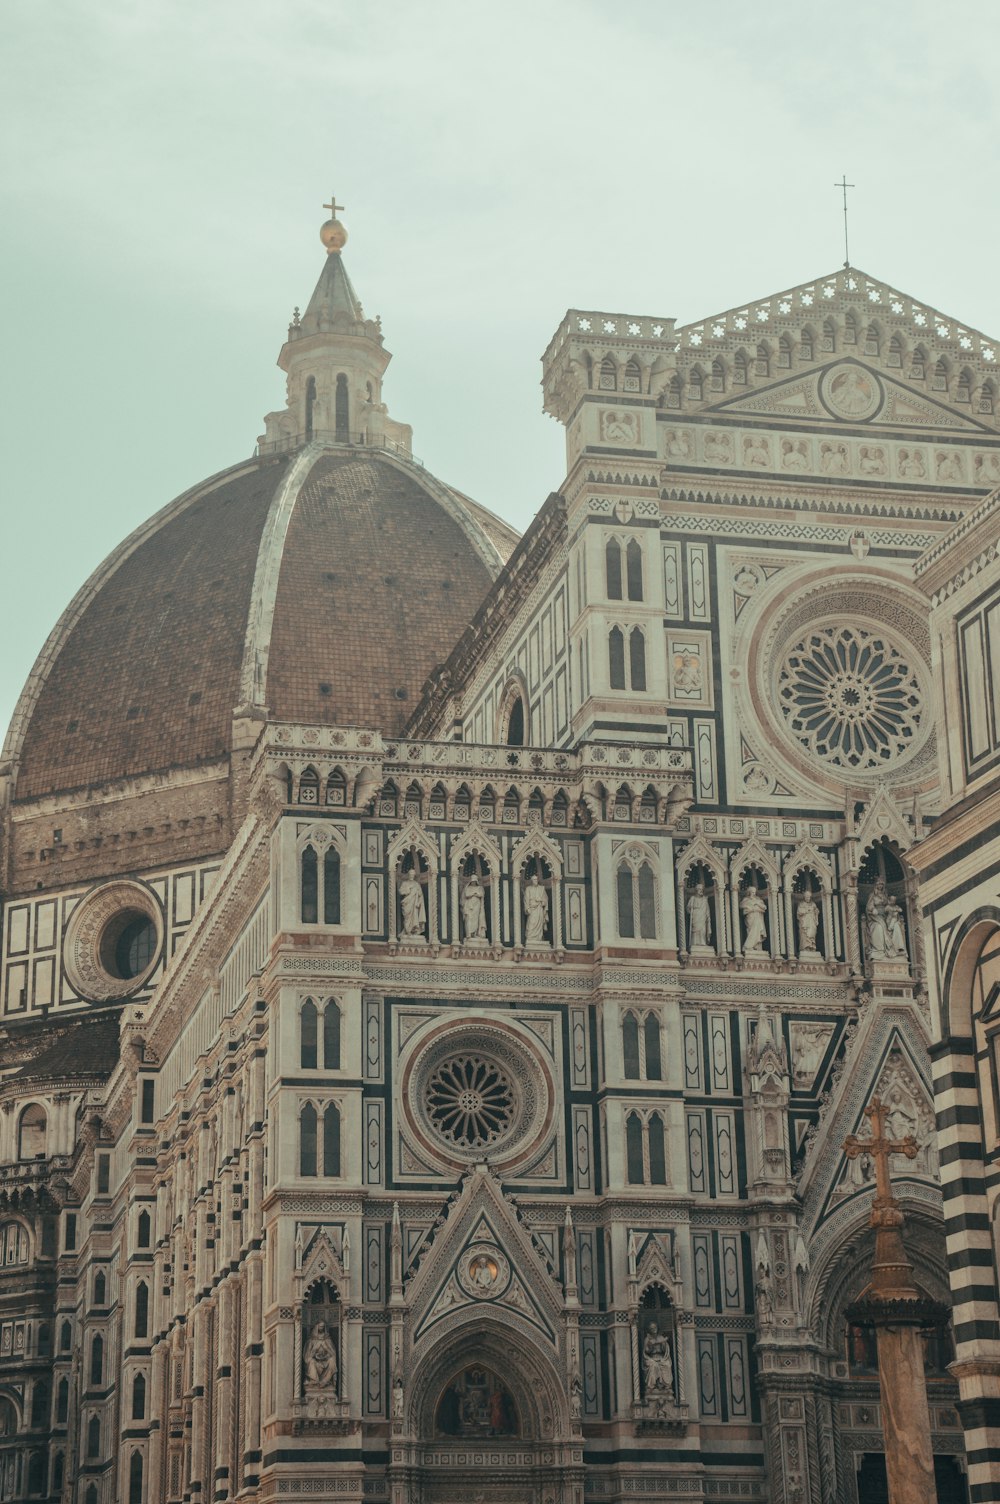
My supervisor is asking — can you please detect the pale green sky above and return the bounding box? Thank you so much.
[2,0,998,741]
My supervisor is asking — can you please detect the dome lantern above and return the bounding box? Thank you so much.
[258,195,412,457]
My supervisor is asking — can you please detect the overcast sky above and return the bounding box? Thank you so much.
[2,0,999,742]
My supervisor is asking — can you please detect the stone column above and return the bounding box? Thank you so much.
[844,1099,939,1504]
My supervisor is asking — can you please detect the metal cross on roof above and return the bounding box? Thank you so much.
[834,174,855,269]
[323,194,346,220]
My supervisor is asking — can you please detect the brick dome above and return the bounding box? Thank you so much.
[4,445,517,806]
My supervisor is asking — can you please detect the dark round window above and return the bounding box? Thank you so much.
[98,911,157,981]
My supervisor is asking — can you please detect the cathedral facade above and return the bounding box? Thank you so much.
[0,209,997,1503]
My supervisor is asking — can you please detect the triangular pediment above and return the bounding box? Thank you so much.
[703,360,988,433]
[664,265,1000,441]
[797,1005,936,1234]
[406,1166,564,1352]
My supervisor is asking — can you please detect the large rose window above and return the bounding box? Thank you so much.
[777,624,924,772]
[401,1021,553,1172]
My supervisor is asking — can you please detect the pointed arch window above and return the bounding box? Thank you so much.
[864,322,880,356]
[932,358,949,392]
[980,380,996,415]
[301,999,318,1069]
[87,1415,101,1459]
[301,846,319,924]
[505,695,525,746]
[957,367,973,404]
[90,1334,104,1387]
[56,1376,69,1424]
[137,1210,151,1248]
[606,539,623,600]
[324,846,341,924]
[888,334,904,368]
[733,350,748,385]
[617,857,657,939]
[800,328,814,361]
[911,345,927,380]
[755,343,770,376]
[335,373,349,440]
[59,1319,71,1352]
[323,1103,341,1177]
[629,628,647,691]
[778,335,792,369]
[623,1013,641,1079]
[599,355,617,391]
[93,1270,106,1307]
[323,1000,341,1070]
[626,539,643,601]
[299,1103,318,1177]
[30,1379,49,1429]
[665,374,683,409]
[609,628,626,690]
[626,1110,668,1185]
[131,1372,146,1421]
[134,1281,149,1339]
[711,357,726,392]
[298,766,320,804]
[325,768,347,806]
[624,358,642,392]
[844,312,858,346]
[129,1451,144,1504]
[821,318,836,353]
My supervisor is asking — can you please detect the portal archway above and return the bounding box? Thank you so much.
[399,1318,579,1504]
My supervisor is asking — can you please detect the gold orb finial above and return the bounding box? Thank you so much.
[320,193,347,255]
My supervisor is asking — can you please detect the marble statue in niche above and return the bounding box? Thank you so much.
[399,864,427,937]
[642,1322,674,1396]
[740,885,767,953]
[789,1022,831,1089]
[523,873,550,945]
[687,880,712,950]
[303,1320,338,1391]
[865,878,907,961]
[795,887,822,957]
[461,872,488,941]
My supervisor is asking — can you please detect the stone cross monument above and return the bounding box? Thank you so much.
[843,1097,940,1504]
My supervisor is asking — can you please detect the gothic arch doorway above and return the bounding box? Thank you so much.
[398,1320,579,1504]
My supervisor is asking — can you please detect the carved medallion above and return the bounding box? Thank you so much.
[819,364,883,422]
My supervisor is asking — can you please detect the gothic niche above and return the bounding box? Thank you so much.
[685,863,716,953]
[459,853,491,944]
[639,1287,677,1406]
[521,855,553,949]
[858,840,910,971]
[397,850,430,941]
[435,1365,519,1438]
[302,1280,340,1401]
[792,871,824,961]
[737,867,769,957]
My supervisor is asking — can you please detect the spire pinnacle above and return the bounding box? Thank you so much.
[320,193,348,255]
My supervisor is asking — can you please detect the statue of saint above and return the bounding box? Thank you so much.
[303,1319,338,1390]
[884,896,907,958]
[399,867,426,937]
[687,881,711,949]
[865,880,906,960]
[740,887,767,952]
[461,873,487,941]
[642,1322,674,1395]
[523,873,549,945]
[796,891,821,955]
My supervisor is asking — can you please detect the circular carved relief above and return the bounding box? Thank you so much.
[777,624,924,772]
[819,364,883,422]
[456,1243,512,1300]
[402,1021,553,1173]
[63,881,163,1001]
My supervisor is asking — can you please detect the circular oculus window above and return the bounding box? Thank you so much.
[63,881,163,1001]
[776,620,926,774]
[402,1022,552,1172]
